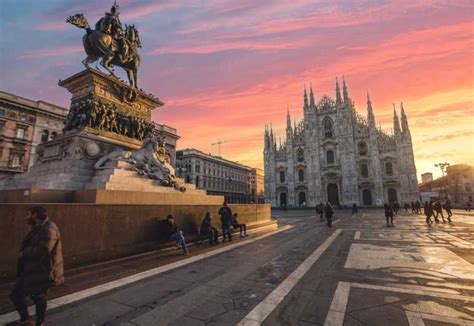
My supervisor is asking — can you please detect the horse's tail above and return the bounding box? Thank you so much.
[66,14,91,32]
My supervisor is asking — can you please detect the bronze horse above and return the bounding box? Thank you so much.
[67,14,141,88]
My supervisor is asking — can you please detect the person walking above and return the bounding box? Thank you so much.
[392,201,399,216]
[164,215,188,255]
[324,201,334,227]
[433,200,446,223]
[352,203,358,216]
[218,201,233,242]
[404,202,409,212]
[318,202,324,220]
[231,213,248,238]
[444,199,452,222]
[384,203,394,227]
[424,201,433,224]
[200,212,219,245]
[9,207,64,326]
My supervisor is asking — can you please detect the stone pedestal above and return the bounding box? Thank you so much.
[0,69,215,204]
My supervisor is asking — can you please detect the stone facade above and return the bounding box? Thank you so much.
[264,78,419,208]
[176,148,253,203]
[0,91,67,179]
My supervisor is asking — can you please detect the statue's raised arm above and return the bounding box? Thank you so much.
[66,1,141,88]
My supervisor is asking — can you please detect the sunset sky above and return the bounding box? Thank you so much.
[0,0,472,180]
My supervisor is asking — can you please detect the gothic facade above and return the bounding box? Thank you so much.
[264,78,419,208]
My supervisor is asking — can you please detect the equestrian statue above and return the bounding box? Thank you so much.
[66,1,141,88]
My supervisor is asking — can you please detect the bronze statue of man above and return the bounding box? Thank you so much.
[67,1,141,88]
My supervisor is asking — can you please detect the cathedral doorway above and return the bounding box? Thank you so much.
[362,189,372,205]
[327,184,339,205]
[298,192,306,206]
[280,192,287,208]
[388,188,398,203]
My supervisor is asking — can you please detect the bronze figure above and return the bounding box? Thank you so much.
[66,2,141,88]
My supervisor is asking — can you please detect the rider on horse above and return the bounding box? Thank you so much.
[95,1,130,63]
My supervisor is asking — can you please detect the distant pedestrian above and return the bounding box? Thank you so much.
[433,200,445,223]
[392,202,399,216]
[9,207,64,326]
[416,200,422,214]
[324,201,334,227]
[424,201,433,224]
[352,203,358,216]
[231,213,248,238]
[384,203,394,226]
[218,201,233,242]
[444,199,452,222]
[410,201,415,214]
[164,215,188,255]
[200,212,219,245]
[404,202,409,212]
[467,202,471,212]
[318,202,324,220]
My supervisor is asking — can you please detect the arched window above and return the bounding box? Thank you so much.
[297,148,305,162]
[323,118,333,138]
[279,171,285,183]
[358,142,367,156]
[298,169,304,181]
[326,150,335,164]
[41,130,49,143]
[385,162,393,176]
[361,164,369,178]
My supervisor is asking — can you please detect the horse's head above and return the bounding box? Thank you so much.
[126,24,141,49]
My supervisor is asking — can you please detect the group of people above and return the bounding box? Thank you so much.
[315,201,335,227]
[162,201,249,256]
[383,198,454,227]
[423,199,453,224]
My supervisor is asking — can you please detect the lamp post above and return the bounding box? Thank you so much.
[434,162,450,199]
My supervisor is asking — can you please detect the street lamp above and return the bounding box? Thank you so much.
[434,162,450,199]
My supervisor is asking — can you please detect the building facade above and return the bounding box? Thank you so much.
[419,164,474,206]
[421,172,433,184]
[176,148,253,203]
[251,168,265,203]
[264,78,419,208]
[0,91,68,179]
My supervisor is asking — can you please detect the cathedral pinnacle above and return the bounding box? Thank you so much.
[336,77,342,106]
[309,84,316,110]
[286,105,292,131]
[342,76,349,104]
[366,89,375,127]
[393,103,402,137]
[303,85,309,110]
[400,102,411,140]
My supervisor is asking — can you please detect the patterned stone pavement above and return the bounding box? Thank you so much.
[1,209,473,325]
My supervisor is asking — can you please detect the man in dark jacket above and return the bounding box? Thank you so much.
[200,212,218,245]
[218,201,233,242]
[433,200,446,223]
[424,201,433,224]
[9,207,64,326]
[324,201,334,227]
[384,203,394,227]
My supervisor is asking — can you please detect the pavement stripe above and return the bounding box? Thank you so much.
[238,227,343,325]
[324,282,351,326]
[0,224,292,325]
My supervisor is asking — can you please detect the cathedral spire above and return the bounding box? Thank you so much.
[309,84,316,110]
[303,85,309,111]
[367,89,375,127]
[286,106,292,131]
[336,77,342,106]
[393,103,401,138]
[342,75,349,104]
[400,101,411,141]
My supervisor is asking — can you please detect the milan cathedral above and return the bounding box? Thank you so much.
[264,78,419,208]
